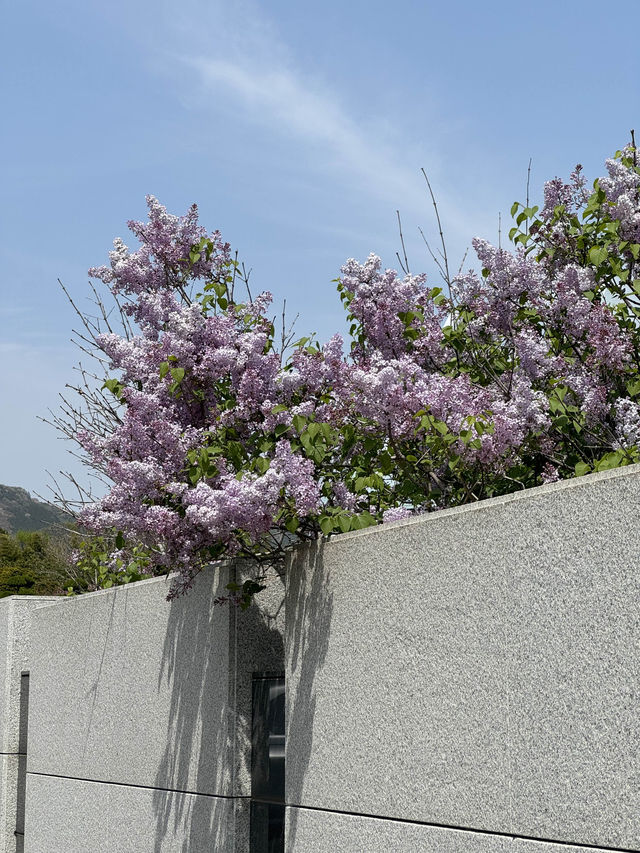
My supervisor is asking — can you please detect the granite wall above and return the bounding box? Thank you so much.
[0,596,59,853]
[286,465,640,852]
[22,565,284,853]
[1,465,637,851]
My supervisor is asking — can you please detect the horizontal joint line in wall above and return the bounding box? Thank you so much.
[27,771,252,801]
[0,751,26,757]
[286,802,639,853]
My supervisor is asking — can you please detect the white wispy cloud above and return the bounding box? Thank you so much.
[146,0,481,250]
[184,55,432,214]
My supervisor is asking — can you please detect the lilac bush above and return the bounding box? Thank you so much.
[71,144,640,602]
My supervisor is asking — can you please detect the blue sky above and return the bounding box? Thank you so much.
[1,0,638,498]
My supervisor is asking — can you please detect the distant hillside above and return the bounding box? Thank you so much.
[0,485,72,534]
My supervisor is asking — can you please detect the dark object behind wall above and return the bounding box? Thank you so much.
[15,671,29,853]
[250,674,285,853]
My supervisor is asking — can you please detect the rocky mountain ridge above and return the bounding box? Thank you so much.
[0,484,72,534]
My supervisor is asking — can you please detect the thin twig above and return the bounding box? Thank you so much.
[526,157,532,235]
[418,227,447,281]
[396,210,410,275]
[456,249,469,278]
[421,169,451,286]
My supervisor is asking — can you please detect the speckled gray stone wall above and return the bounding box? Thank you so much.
[0,596,59,853]
[286,465,640,852]
[24,773,237,853]
[285,809,635,853]
[23,564,284,853]
[9,465,640,851]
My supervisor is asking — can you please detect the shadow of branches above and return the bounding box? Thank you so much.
[152,565,284,852]
[285,541,333,852]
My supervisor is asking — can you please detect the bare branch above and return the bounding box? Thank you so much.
[526,157,532,235]
[396,210,410,275]
[418,226,448,282]
[421,169,451,287]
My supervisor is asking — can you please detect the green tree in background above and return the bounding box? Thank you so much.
[0,529,72,598]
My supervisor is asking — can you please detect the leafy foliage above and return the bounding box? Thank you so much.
[0,529,71,598]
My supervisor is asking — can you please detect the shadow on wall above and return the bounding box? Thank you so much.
[152,566,285,853]
[285,541,333,853]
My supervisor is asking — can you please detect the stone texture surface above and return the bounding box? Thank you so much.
[286,465,640,852]
[0,596,58,853]
[231,564,285,802]
[28,572,234,796]
[0,755,25,853]
[285,808,637,853]
[0,604,9,755]
[25,563,284,852]
[23,773,236,853]
[0,597,59,754]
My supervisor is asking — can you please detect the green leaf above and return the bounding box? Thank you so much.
[594,450,625,472]
[292,414,307,434]
[588,246,608,266]
[285,517,300,534]
[354,476,367,493]
[319,516,333,535]
[574,462,591,477]
[337,514,352,534]
[103,378,122,397]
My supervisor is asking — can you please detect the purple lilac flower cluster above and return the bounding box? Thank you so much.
[74,148,640,597]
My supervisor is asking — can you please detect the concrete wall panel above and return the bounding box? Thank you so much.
[0,597,58,853]
[24,564,284,852]
[23,773,237,853]
[285,808,634,853]
[0,598,58,754]
[0,755,25,853]
[28,572,234,796]
[0,605,9,755]
[286,466,640,851]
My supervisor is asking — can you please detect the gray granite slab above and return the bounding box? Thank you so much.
[286,465,640,851]
[0,754,25,853]
[27,571,234,796]
[27,564,285,802]
[23,773,236,853]
[0,597,58,754]
[285,808,637,853]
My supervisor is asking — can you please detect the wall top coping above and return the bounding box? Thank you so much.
[31,573,177,608]
[328,461,640,544]
[0,595,63,609]
[4,463,638,607]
